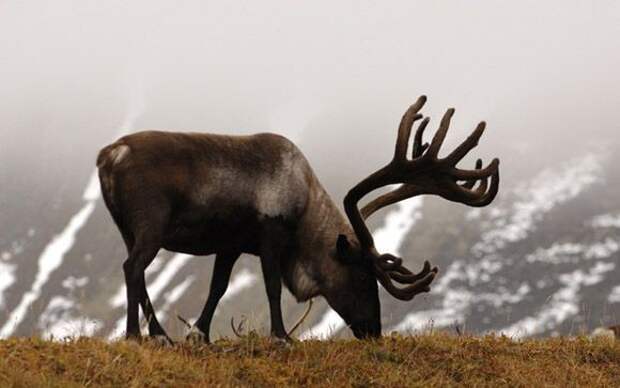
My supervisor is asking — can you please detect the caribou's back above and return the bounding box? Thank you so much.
[97,130,312,255]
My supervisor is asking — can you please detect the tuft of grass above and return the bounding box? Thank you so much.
[0,333,619,387]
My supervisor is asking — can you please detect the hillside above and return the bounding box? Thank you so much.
[1,334,619,387]
[1,141,619,341]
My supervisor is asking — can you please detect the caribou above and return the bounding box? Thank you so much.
[97,95,499,344]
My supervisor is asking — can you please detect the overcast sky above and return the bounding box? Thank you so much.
[1,1,619,196]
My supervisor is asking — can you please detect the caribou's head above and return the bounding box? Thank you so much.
[330,95,500,338]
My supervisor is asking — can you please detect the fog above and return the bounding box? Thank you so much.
[0,0,620,156]
[0,0,618,252]
[2,1,619,185]
[1,0,620,339]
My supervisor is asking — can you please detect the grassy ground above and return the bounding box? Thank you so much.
[0,333,619,387]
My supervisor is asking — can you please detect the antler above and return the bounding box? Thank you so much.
[343,95,500,301]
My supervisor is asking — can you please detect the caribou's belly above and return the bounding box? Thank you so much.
[162,203,263,256]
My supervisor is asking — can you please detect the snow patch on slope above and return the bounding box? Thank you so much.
[499,262,615,338]
[299,309,344,340]
[39,296,102,339]
[590,213,620,229]
[157,276,196,323]
[374,197,424,255]
[144,253,193,303]
[220,268,257,303]
[38,275,102,340]
[0,262,16,309]
[473,154,602,255]
[0,201,96,338]
[393,289,472,332]
[608,286,620,304]
[392,268,530,332]
[45,318,102,339]
[526,239,620,265]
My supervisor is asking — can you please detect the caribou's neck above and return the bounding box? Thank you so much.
[295,175,358,269]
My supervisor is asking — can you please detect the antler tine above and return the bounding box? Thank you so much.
[468,168,500,207]
[412,117,430,158]
[426,108,455,158]
[375,266,437,301]
[394,95,427,162]
[445,121,486,164]
[386,260,438,283]
[360,184,419,220]
[451,158,499,180]
[448,165,499,206]
[461,159,483,189]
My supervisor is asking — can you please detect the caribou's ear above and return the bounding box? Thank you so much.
[336,234,356,264]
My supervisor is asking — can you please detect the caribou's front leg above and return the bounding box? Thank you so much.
[259,231,290,342]
[187,251,241,343]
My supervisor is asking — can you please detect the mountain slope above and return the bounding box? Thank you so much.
[1,123,618,340]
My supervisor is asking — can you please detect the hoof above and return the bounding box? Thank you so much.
[151,335,174,347]
[271,336,293,348]
[125,333,142,343]
[185,326,208,344]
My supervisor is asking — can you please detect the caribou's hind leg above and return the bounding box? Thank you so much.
[121,207,169,342]
[139,274,171,344]
[121,231,170,343]
[187,251,241,343]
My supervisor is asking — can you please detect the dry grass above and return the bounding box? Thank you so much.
[0,332,619,387]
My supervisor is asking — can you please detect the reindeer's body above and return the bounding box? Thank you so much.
[98,96,500,343]
[98,131,361,342]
